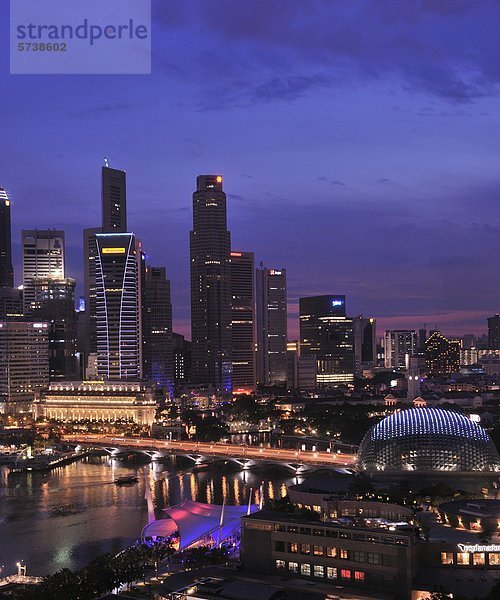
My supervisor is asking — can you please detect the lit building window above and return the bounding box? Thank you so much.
[313,545,323,556]
[441,552,454,565]
[456,552,470,565]
[354,571,365,581]
[327,546,336,557]
[288,562,299,573]
[301,564,311,576]
[341,569,351,579]
[314,565,324,578]
[489,553,500,566]
[473,553,485,566]
[289,542,298,554]
[275,560,286,570]
[340,549,348,560]
[301,543,311,555]
[327,567,337,579]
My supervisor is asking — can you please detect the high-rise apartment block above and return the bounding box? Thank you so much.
[143,266,173,392]
[22,229,65,314]
[256,266,288,386]
[299,295,354,385]
[230,251,255,393]
[425,331,460,376]
[383,330,418,370]
[95,233,141,380]
[189,175,232,390]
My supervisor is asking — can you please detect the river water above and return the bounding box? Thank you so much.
[0,455,302,577]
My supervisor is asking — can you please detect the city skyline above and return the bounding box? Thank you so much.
[2,1,500,339]
[2,165,497,341]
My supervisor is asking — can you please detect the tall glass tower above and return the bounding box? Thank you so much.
[189,175,232,390]
[22,229,65,314]
[95,232,141,380]
[231,251,255,393]
[256,266,288,386]
[0,187,13,288]
[82,165,127,371]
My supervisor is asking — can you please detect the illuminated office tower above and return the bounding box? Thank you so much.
[173,333,191,387]
[230,251,255,393]
[143,266,173,392]
[22,229,65,314]
[101,165,127,232]
[425,330,460,376]
[31,277,77,381]
[0,321,49,413]
[82,165,127,366]
[353,316,376,375]
[383,330,418,370]
[0,187,21,320]
[0,187,14,288]
[81,226,101,362]
[300,295,354,385]
[189,175,232,390]
[95,233,141,380]
[256,266,288,386]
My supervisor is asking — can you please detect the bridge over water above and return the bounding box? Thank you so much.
[63,434,358,473]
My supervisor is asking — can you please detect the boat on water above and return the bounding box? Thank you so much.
[114,475,139,486]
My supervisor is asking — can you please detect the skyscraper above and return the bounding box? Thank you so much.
[101,165,127,233]
[189,175,232,390]
[0,321,49,413]
[143,266,173,392]
[83,165,127,370]
[230,251,255,393]
[425,331,460,376]
[256,266,288,386]
[383,330,418,370]
[353,316,376,375]
[22,229,65,314]
[82,226,101,361]
[31,277,77,381]
[0,187,14,288]
[299,295,354,385]
[95,232,141,380]
[487,314,500,349]
[173,333,191,387]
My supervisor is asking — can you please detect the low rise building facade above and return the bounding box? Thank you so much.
[241,510,419,599]
[33,380,157,425]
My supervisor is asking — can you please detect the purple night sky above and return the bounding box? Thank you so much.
[2,1,500,341]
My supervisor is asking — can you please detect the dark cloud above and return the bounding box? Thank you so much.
[319,177,346,186]
[157,0,500,105]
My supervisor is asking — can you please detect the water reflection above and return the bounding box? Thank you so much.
[0,456,301,576]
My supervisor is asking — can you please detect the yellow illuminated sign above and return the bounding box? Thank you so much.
[102,247,126,254]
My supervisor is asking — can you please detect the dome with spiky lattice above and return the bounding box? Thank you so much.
[358,408,500,473]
